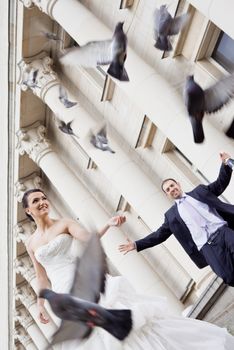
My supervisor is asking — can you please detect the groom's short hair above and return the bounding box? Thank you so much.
[161,178,178,193]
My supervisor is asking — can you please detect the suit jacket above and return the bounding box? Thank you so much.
[136,163,234,268]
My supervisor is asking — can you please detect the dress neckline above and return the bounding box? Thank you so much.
[34,233,71,255]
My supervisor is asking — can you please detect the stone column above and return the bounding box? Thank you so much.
[16,122,183,311]
[15,283,57,340]
[15,307,49,349]
[17,55,194,301]
[14,326,36,350]
[19,0,234,182]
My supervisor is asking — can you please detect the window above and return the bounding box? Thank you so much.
[119,0,134,9]
[87,158,97,170]
[116,195,130,212]
[101,74,115,102]
[135,115,157,148]
[212,32,234,73]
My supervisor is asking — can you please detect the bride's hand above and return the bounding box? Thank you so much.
[107,215,126,227]
[38,305,50,324]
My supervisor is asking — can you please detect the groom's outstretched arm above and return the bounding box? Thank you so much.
[207,152,232,196]
[118,217,172,255]
[135,216,172,252]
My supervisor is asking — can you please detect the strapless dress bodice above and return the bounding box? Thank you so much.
[35,233,80,293]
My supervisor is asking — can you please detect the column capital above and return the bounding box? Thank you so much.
[14,284,37,308]
[14,221,35,243]
[14,308,34,330]
[16,122,52,164]
[20,0,58,16]
[14,327,33,348]
[15,173,43,203]
[14,256,36,283]
[17,52,59,101]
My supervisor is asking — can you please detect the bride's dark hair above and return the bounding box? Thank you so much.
[22,188,46,222]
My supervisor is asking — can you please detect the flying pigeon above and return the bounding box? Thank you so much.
[153,5,189,51]
[60,22,129,81]
[23,69,40,89]
[39,234,132,347]
[90,125,115,153]
[184,74,234,143]
[59,85,77,108]
[58,120,79,138]
[225,118,234,139]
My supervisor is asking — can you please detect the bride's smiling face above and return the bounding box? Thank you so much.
[26,191,50,220]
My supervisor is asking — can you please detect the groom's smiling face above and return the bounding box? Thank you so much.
[26,191,50,219]
[162,180,183,200]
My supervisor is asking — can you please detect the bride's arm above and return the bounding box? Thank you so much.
[98,215,126,237]
[26,242,51,324]
[66,215,126,240]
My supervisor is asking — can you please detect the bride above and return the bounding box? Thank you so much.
[23,188,234,350]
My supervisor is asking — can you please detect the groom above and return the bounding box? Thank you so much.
[119,152,234,286]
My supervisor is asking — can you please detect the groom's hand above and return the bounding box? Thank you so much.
[119,238,136,255]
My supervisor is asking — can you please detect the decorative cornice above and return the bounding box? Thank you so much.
[14,256,36,283]
[14,284,37,309]
[17,52,59,101]
[14,222,36,243]
[15,173,43,203]
[20,0,59,17]
[14,327,33,347]
[16,122,52,164]
[14,308,34,330]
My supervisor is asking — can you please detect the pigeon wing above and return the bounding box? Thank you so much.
[204,74,234,113]
[32,69,39,83]
[69,234,108,303]
[50,320,92,346]
[98,125,107,138]
[59,85,68,100]
[153,8,161,39]
[169,13,189,35]
[60,40,112,67]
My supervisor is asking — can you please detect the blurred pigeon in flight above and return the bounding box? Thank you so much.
[39,234,132,347]
[90,125,115,153]
[58,120,79,138]
[59,85,77,108]
[184,74,234,143]
[225,118,234,139]
[40,30,64,43]
[23,69,40,89]
[60,22,129,81]
[153,5,189,51]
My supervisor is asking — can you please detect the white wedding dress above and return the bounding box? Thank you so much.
[35,233,234,350]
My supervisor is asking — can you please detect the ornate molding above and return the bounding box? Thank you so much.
[17,52,59,101]
[14,308,34,330]
[14,327,33,347]
[14,256,36,283]
[15,173,43,203]
[14,284,37,309]
[20,0,59,16]
[16,122,52,164]
[14,222,36,243]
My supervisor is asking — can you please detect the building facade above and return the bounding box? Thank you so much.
[1,0,234,348]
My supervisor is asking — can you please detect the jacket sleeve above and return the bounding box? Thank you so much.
[135,216,172,252]
[207,163,232,196]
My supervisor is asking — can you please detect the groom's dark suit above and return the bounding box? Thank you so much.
[136,163,234,285]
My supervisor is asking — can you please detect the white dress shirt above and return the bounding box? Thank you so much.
[176,194,227,250]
